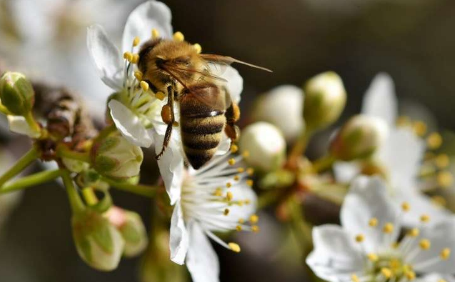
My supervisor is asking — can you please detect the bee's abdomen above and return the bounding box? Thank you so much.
[181,113,226,169]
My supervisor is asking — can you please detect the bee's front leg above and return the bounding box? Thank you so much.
[156,84,176,160]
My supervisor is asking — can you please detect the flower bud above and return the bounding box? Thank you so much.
[252,85,304,142]
[303,71,346,131]
[106,207,148,257]
[0,72,35,116]
[72,209,125,271]
[239,122,286,172]
[330,115,388,161]
[91,133,143,179]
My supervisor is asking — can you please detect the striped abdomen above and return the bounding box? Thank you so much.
[180,83,226,169]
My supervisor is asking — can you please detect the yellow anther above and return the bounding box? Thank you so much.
[238,218,245,224]
[133,36,140,47]
[226,182,232,188]
[228,242,241,253]
[140,81,149,91]
[132,54,139,64]
[234,175,240,181]
[237,167,245,173]
[155,91,166,100]
[439,280,447,282]
[123,51,133,61]
[367,253,378,262]
[396,116,410,127]
[427,132,442,149]
[355,234,364,243]
[405,271,416,281]
[151,28,160,39]
[432,195,447,207]
[226,191,233,201]
[383,223,394,234]
[252,225,260,233]
[230,144,238,153]
[214,188,222,197]
[245,199,251,205]
[369,218,378,227]
[381,268,392,278]
[420,214,430,223]
[242,151,250,158]
[250,214,259,224]
[224,208,230,216]
[413,121,427,136]
[407,228,420,237]
[246,179,254,187]
[351,274,360,282]
[401,202,410,212]
[246,168,254,176]
[391,242,400,249]
[440,248,451,260]
[134,70,143,81]
[236,225,242,231]
[193,43,202,54]
[173,31,184,42]
[437,171,453,188]
[419,239,431,250]
[228,158,236,166]
[435,154,450,168]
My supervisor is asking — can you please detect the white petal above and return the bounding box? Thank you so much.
[222,66,243,104]
[87,24,123,90]
[6,116,40,138]
[341,176,400,253]
[186,222,220,282]
[152,130,184,205]
[377,127,425,190]
[215,134,231,156]
[109,100,153,147]
[405,218,455,274]
[306,225,364,282]
[416,274,455,282]
[361,73,397,126]
[170,202,189,265]
[333,161,361,184]
[122,0,173,52]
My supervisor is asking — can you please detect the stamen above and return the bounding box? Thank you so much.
[214,188,222,197]
[237,167,245,173]
[228,242,241,253]
[226,182,232,188]
[420,214,430,223]
[173,31,184,42]
[226,191,233,201]
[238,218,245,224]
[236,225,242,231]
[193,43,202,54]
[230,144,239,153]
[419,239,431,250]
[250,214,259,224]
[123,51,133,61]
[252,225,260,233]
[369,218,378,227]
[396,116,410,127]
[140,81,149,91]
[228,158,236,166]
[246,168,254,176]
[435,154,450,168]
[437,171,453,188]
[440,248,451,260]
[134,71,143,81]
[383,223,394,234]
[351,274,360,282]
[234,175,240,181]
[367,253,378,262]
[151,28,160,39]
[432,196,447,207]
[405,271,416,281]
[427,132,442,149]
[224,208,230,216]
[245,199,251,205]
[439,279,447,282]
[246,179,253,187]
[401,202,410,212]
[242,151,250,158]
[413,121,427,136]
[132,54,139,64]
[355,234,365,243]
[381,268,392,278]
[155,92,166,100]
[133,36,140,47]
[407,228,420,237]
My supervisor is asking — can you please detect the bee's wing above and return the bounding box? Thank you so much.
[200,54,272,73]
[162,61,228,87]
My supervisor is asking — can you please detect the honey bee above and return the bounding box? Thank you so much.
[137,34,271,169]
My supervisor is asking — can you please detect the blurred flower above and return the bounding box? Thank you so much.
[303,71,346,132]
[106,206,148,257]
[252,85,304,142]
[307,176,455,282]
[169,153,258,282]
[239,122,286,173]
[72,208,125,271]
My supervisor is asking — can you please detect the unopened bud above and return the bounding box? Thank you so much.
[0,72,35,116]
[252,85,304,142]
[91,133,143,179]
[106,207,148,257]
[72,209,125,271]
[239,122,286,172]
[303,71,346,131]
[330,115,388,161]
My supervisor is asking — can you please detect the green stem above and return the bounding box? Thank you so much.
[102,177,157,198]
[62,170,85,213]
[0,104,12,115]
[82,187,98,205]
[288,128,313,166]
[0,147,39,186]
[95,124,117,143]
[312,154,335,173]
[57,146,91,163]
[0,169,62,194]
[24,111,41,137]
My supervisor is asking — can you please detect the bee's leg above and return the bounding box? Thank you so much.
[224,96,241,142]
[156,85,176,160]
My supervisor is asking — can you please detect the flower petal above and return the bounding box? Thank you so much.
[170,201,189,265]
[416,274,455,282]
[333,161,361,184]
[306,225,364,282]
[341,176,400,253]
[361,73,397,126]
[6,115,40,138]
[186,221,220,282]
[222,66,243,104]
[122,0,173,52]
[109,100,153,147]
[87,24,123,90]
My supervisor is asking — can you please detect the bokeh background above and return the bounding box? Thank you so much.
[0,0,454,281]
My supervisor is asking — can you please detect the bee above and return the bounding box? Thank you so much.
[137,34,271,169]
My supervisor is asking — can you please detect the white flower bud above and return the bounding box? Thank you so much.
[0,72,35,116]
[330,115,388,161]
[239,122,286,172]
[62,157,90,173]
[72,209,125,271]
[91,133,143,179]
[253,85,304,142]
[106,207,148,257]
[303,71,346,131]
